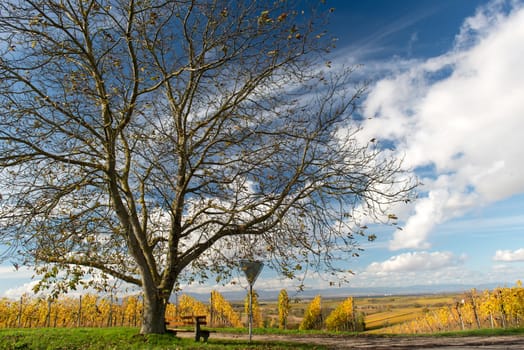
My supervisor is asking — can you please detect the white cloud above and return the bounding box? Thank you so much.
[1,276,144,299]
[366,251,463,274]
[3,280,41,299]
[355,0,524,250]
[0,265,34,280]
[493,248,524,262]
[333,251,478,289]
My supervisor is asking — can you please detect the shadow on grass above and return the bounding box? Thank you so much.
[147,333,326,349]
[0,328,326,350]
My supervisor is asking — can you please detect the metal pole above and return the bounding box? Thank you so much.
[240,260,263,342]
[248,283,253,342]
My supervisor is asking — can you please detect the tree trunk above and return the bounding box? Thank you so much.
[141,287,168,334]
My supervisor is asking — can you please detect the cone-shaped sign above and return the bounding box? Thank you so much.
[240,260,263,342]
[240,260,264,285]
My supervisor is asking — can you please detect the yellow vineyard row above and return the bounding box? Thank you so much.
[1,282,522,334]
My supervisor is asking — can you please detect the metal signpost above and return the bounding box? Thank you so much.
[240,260,264,342]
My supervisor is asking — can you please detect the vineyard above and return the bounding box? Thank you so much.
[0,294,142,328]
[385,282,524,334]
[0,282,522,334]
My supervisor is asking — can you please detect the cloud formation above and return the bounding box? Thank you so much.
[493,248,524,262]
[0,265,33,280]
[366,251,463,273]
[3,281,40,299]
[358,0,524,250]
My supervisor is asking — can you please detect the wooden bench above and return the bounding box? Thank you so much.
[165,315,214,341]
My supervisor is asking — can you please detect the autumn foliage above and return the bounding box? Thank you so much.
[388,282,524,334]
[0,294,142,328]
[210,290,242,327]
[0,291,243,329]
[299,295,323,330]
[176,294,209,320]
[325,296,365,332]
[278,289,290,329]
[244,289,263,328]
[1,283,522,333]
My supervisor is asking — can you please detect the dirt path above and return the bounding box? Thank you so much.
[205,332,524,349]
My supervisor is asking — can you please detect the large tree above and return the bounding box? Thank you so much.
[0,0,415,334]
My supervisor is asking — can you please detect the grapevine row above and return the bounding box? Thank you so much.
[387,281,524,334]
[1,283,521,333]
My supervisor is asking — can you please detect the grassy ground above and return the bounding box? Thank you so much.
[1,326,522,350]
[0,327,326,350]
[434,328,524,337]
[217,326,524,337]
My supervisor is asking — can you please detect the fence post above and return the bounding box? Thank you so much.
[455,302,465,330]
[17,296,23,328]
[46,299,52,328]
[77,295,82,327]
[210,292,214,327]
[134,297,138,327]
[107,293,113,327]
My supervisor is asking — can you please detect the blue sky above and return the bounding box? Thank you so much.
[1,0,524,298]
[319,0,524,292]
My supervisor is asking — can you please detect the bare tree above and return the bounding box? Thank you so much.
[0,0,415,334]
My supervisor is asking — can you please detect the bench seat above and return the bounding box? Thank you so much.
[165,315,213,341]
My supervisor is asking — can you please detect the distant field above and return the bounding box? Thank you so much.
[250,293,458,333]
[356,294,456,332]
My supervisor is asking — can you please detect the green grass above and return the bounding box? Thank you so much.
[215,325,524,339]
[0,327,326,350]
[434,327,524,337]
[1,326,522,349]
